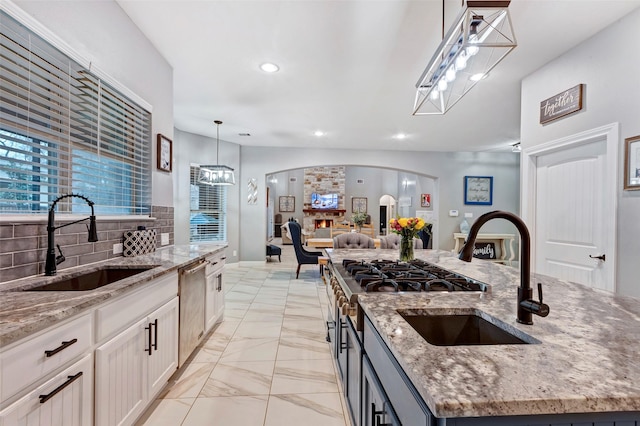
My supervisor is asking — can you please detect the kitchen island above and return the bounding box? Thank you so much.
[325,249,640,424]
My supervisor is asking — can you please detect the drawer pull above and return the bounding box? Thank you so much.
[39,372,83,404]
[152,318,158,351]
[145,322,153,355]
[44,338,78,357]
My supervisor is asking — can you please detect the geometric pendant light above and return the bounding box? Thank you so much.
[413,1,516,115]
[198,120,236,185]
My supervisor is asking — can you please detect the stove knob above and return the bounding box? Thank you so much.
[340,302,351,316]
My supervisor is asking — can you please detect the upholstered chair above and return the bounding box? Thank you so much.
[379,234,423,249]
[332,233,375,249]
[288,221,323,278]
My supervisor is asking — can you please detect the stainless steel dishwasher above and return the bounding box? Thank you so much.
[178,260,207,366]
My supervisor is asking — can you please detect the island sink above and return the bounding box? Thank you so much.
[398,309,540,346]
[19,266,158,292]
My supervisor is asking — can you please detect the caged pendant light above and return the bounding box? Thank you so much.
[198,120,236,186]
[413,1,516,115]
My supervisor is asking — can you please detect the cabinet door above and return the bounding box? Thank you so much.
[336,316,348,382]
[362,355,400,426]
[147,298,179,398]
[95,318,148,426]
[345,318,361,426]
[206,269,224,332]
[0,354,93,426]
[214,271,224,320]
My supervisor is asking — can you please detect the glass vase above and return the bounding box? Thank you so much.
[399,235,414,262]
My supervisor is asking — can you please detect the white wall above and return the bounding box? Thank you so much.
[520,8,640,297]
[13,0,175,208]
[239,147,520,262]
[173,129,241,262]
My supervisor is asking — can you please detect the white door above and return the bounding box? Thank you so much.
[534,136,614,291]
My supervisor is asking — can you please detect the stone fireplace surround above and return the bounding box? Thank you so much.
[302,166,346,235]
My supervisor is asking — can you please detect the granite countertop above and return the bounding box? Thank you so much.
[326,249,640,418]
[0,243,227,347]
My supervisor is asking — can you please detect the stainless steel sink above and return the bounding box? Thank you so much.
[398,309,540,346]
[19,266,158,291]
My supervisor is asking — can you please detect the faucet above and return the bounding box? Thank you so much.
[458,210,549,325]
[45,193,98,276]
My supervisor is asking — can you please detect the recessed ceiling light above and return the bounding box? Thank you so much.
[260,62,279,73]
[313,130,325,137]
[394,133,407,140]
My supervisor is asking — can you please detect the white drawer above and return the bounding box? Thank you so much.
[0,354,93,426]
[206,251,226,275]
[95,271,178,343]
[1,313,92,403]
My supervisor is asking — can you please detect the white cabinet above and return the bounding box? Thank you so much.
[205,253,225,332]
[0,313,92,403]
[147,298,179,398]
[95,298,178,426]
[95,317,147,426]
[0,354,93,426]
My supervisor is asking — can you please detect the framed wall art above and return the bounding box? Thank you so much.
[279,196,295,212]
[624,135,640,190]
[352,197,367,213]
[157,134,172,172]
[464,176,493,205]
[420,193,431,208]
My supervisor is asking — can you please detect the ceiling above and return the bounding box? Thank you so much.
[116,0,640,152]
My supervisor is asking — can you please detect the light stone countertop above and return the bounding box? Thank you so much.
[0,243,227,347]
[326,249,640,419]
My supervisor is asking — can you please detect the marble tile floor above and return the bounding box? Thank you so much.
[135,244,350,426]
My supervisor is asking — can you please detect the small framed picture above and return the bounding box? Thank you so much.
[157,134,172,172]
[352,197,367,213]
[420,193,431,208]
[624,135,640,190]
[279,196,295,212]
[464,176,493,205]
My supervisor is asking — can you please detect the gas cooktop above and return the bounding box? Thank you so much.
[337,259,489,293]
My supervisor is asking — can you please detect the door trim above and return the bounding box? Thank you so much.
[521,123,618,290]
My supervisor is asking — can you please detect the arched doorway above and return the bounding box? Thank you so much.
[378,194,396,235]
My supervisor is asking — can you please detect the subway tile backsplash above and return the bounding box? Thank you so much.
[0,206,174,283]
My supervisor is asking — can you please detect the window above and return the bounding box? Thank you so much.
[190,166,227,242]
[0,10,151,215]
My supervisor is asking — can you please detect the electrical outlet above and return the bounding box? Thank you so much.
[113,243,123,254]
[161,233,169,246]
[233,250,237,257]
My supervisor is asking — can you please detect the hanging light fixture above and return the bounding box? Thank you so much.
[198,120,236,186]
[413,1,516,115]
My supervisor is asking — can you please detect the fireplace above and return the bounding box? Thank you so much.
[315,219,333,229]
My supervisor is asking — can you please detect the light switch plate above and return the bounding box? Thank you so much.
[113,243,123,254]
[449,210,459,217]
[464,212,473,218]
[161,233,169,246]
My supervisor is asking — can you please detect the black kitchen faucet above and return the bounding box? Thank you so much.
[45,193,98,276]
[458,210,549,325]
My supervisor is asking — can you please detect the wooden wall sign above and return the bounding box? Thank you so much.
[473,242,497,260]
[539,84,584,124]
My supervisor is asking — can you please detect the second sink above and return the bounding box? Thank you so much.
[398,308,540,346]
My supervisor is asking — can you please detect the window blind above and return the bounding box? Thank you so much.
[0,11,151,215]
[190,166,227,242]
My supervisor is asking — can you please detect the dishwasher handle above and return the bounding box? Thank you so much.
[181,260,207,275]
